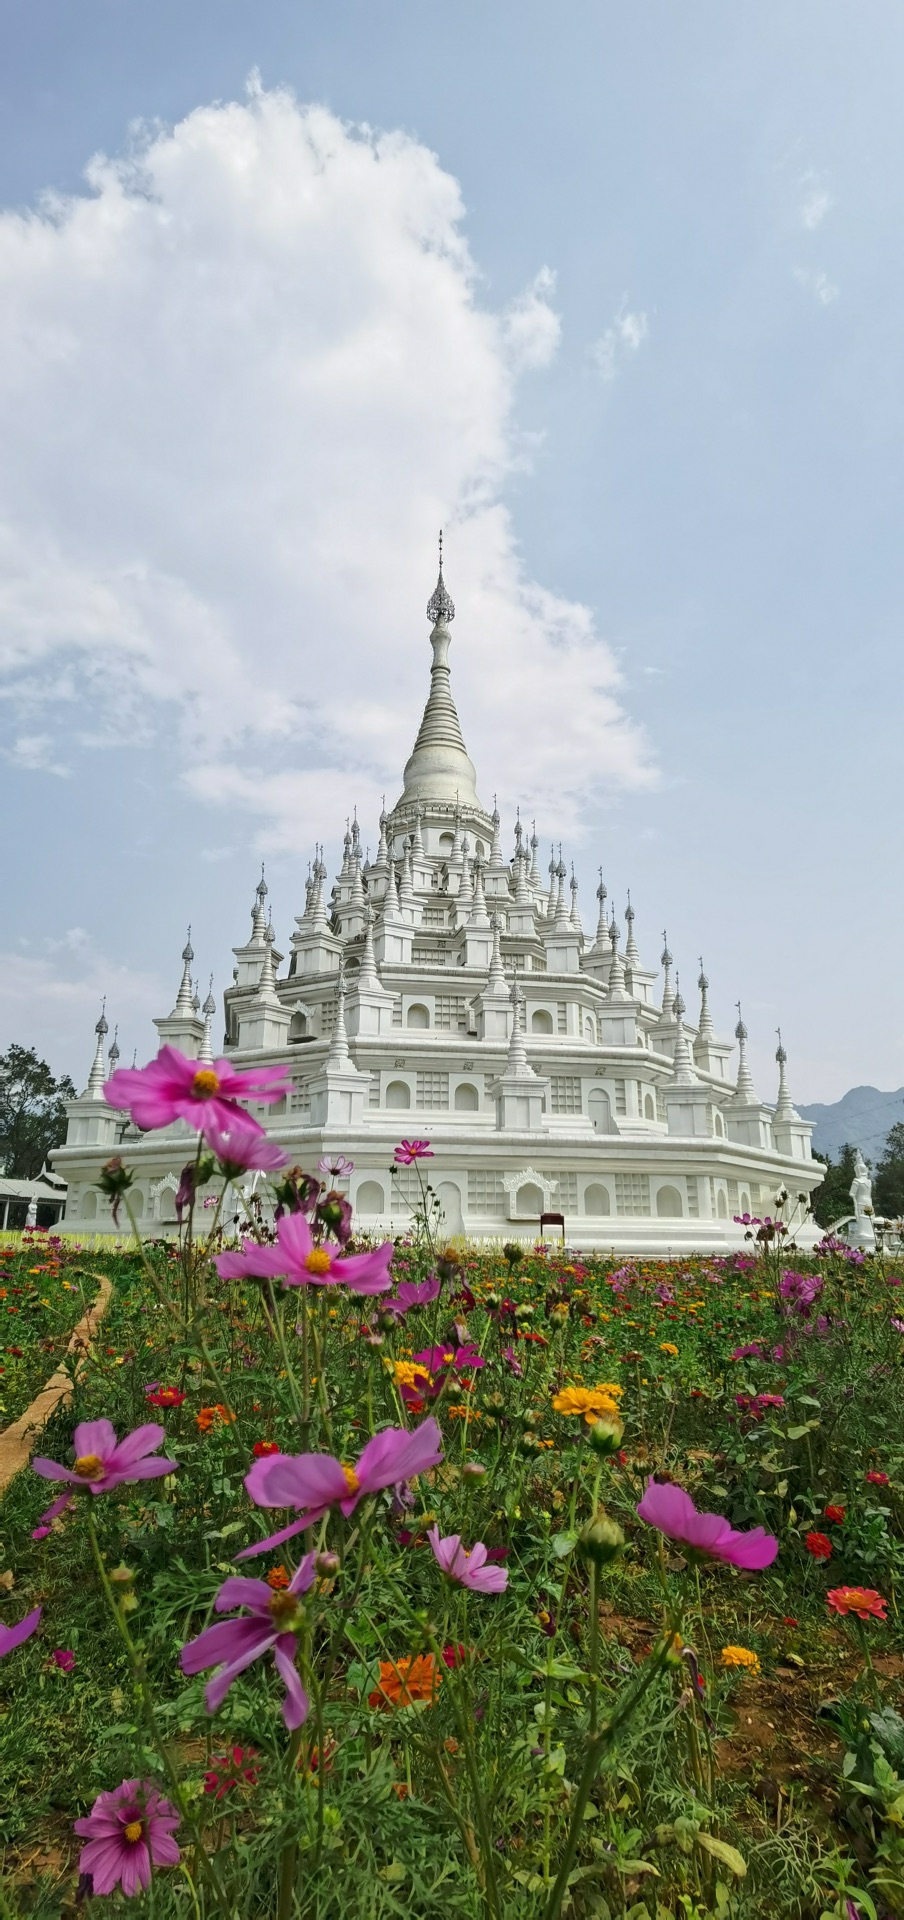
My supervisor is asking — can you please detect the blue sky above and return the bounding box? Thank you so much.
[0,1,901,1103]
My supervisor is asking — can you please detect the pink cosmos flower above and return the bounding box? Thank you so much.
[428,1527,509,1594]
[238,1418,443,1559]
[636,1478,778,1569]
[104,1045,289,1134]
[0,1607,41,1658]
[394,1140,433,1164]
[318,1156,354,1178]
[180,1556,315,1728]
[201,1112,291,1178]
[74,1779,180,1897]
[414,1343,486,1376]
[215,1208,393,1295]
[381,1276,442,1319]
[32,1420,178,1527]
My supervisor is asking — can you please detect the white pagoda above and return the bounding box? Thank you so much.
[56,546,822,1250]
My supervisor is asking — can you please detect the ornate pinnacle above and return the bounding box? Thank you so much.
[426,529,455,625]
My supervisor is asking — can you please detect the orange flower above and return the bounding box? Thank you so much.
[195,1403,235,1434]
[266,1566,290,1590]
[368,1654,441,1710]
[827,1586,887,1622]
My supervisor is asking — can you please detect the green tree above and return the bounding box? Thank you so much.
[810,1142,859,1229]
[874,1121,904,1220]
[0,1045,76,1178]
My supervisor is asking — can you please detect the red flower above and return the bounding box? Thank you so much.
[805,1532,833,1561]
[865,1471,889,1487]
[144,1387,186,1410]
[203,1746,259,1800]
[253,1441,280,1458]
[441,1642,469,1668]
[782,1616,798,1627]
[827,1586,887,1622]
[824,1505,846,1525]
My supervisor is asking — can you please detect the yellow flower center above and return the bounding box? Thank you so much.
[268,1590,301,1628]
[123,1820,143,1845]
[191,1068,221,1098]
[74,1453,104,1480]
[341,1464,360,1496]
[304,1249,333,1276]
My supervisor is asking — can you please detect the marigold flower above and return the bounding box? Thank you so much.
[368,1654,440,1709]
[253,1440,280,1458]
[266,1567,290,1590]
[824,1505,846,1524]
[552,1384,624,1424]
[659,1342,679,1356]
[827,1586,887,1621]
[719,1644,760,1675]
[196,1404,235,1434]
[805,1531,832,1560]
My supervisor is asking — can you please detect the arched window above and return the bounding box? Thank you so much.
[454,1082,479,1112]
[355,1180,385,1216]
[531,1009,553,1034]
[289,1011,308,1042]
[406,1003,430,1029]
[584,1016,595,1042]
[517,1181,544,1217]
[583,1183,611,1216]
[643,1093,655,1120]
[714,1110,725,1137]
[436,1182,464,1236]
[159,1187,178,1223]
[588,1089,612,1134]
[81,1189,97,1220]
[717,1189,729,1219]
[130,1190,145,1219]
[740,1190,751,1214]
[656,1185,684,1218]
[386,1080,411,1110]
[438,832,454,852]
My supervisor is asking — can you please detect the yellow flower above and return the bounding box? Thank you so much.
[390,1360,431,1392]
[659,1342,679,1356]
[552,1384,623,1423]
[719,1645,760,1676]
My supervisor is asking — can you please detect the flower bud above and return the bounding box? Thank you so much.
[461,1461,487,1481]
[515,1303,534,1323]
[378,1311,398,1333]
[485,1291,501,1311]
[363,1331,384,1349]
[577,1513,625,1567]
[587,1413,625,1456]
[316,1551,340,1577]
[548,1303,569,1328]
[519,1431,542,1455]
[110,1564,135,1585]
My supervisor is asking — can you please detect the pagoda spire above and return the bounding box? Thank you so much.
[671,980,697,1084]
[469,855,490,926]
[399,534,481,807]
[487,912,506,991]
[607,916,627,1000]
[173,929,195,1017]
[107,1025,120,1073]
[774,1028,799,1119]
[593,872,609,951]
[86,1001,109,1098]
[505,977,532,1076]
[660,932,675,1019]
[251,867,268,941]
[328,966,351,1067]
[411,805,426,860]
[199,978,217,1064]
[624,893,640,972]
[546,846,558,919]
[733,1003,758,1102]
[358,904,380,988]
[373,807,390,875]
[529,822,541,891]
[569,866,583,934]
[697,957,715,1040]
[457,837,474,911]
[553,852,570,930]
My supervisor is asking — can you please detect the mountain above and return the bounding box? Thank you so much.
[798,1086,904,1162]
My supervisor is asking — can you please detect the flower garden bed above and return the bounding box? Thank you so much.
[0,1060,901,1917]
[0,1236,116,1431]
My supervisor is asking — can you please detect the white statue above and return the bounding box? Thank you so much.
[25,1198,37,1230]
[849,1149,876,1253]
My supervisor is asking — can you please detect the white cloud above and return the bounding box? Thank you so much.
[799,171,832,231]
[591,303,649,384]
[502,266,561,371]
[0,932,164,1081]
[0,82,654,847]
[5,732,70,776]
[794,266,839,306]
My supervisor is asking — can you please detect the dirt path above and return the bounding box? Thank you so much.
[0,1275,114,1496]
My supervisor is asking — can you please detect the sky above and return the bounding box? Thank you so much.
[0,1,901,1104]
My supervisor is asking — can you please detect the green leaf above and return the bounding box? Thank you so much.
[785,1422,819,1440]
[615,1861,660,1878]
[552,1529,579,1557]
[378,1861,407,1884]
[696,1834,747,1877]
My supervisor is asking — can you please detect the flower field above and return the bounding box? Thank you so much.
[0,1059,902,1918]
